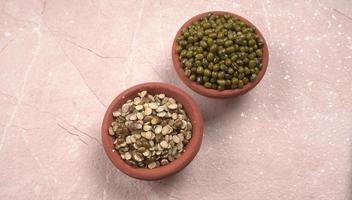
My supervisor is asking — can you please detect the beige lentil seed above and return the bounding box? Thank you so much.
[154,125,162,134]
[157,111,166,117]
[148,162,157,169]
[144,107,152,116]
[112,111,121,117]
[108,127,115,136]
[172,135,181,143]
[167,103,178,110]
[124,152,132,160]
[121,104,130,113]
[143,124,151,131]
[160,141,168,149]
[136,112,144,120]
[161,159,169,166]
[135,105,143,111]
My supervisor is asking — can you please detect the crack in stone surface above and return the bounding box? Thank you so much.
[42,23,107,108]
[333,8,352,21]
[57,123,88,145]
[69,124,102,145]
[66,39,122,59]
[0,39,14,55]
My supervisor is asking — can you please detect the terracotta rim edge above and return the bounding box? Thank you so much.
[172,11,269,98]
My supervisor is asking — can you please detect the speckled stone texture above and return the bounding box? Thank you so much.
[0,0,351,199]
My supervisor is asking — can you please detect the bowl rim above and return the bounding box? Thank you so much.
[101,82,203,180]
[172,11,269,98]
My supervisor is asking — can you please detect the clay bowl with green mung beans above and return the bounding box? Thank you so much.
[172,11,269,98]
[101,82,203,180]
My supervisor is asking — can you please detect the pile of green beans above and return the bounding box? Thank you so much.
[176,13,264,90]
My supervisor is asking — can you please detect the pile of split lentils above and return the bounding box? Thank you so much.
[109,91,192,169]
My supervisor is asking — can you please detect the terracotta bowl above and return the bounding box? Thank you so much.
[172,11,269,98]
[101,82,203,180]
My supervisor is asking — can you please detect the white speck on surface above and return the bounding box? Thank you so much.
[307,81,313,86]
[240,112,246,118]
[4,31,11,37]
[327,21,332,28]
[34,185,41,195]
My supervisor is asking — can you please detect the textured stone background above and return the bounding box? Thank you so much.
[0,0,351,199]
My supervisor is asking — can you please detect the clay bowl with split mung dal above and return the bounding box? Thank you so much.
[101,82,203,180]
[172,11,269,98]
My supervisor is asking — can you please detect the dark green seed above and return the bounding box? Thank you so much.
[238,80,244,88]
[256,49,263,57]
[224,40,233,47]
[195,54,204,60]
[188,36,195,43]
[186,51,193,58]
[217,79,226,86]
[218,71,225,79]
[244,67,251,75]
[200,40,208,48]
[248,60,256,68]
[224,73,232,80]
[227,68,234,74]
[179,40,187,47]
[207,38,214,46]
[226,46,235,54]
[180,50,187,58]
[189,74,196,81]
[176,46,182,54]
[209,33,217,39]
[204,69,211,77]
[209,44,218,53]
[232,77,239,84]
[207,52,215,61]
[213,64,220,71]
[185,61,192,68]
[196,66,204,75]
[248,39,256,46]
[204,82,212,88]
[250,74,257,82]
[225,58,232,66]
[243,77,249,85]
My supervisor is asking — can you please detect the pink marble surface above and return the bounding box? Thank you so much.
[0,0,351,199]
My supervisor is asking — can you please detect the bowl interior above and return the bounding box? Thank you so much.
[102,82,203,180]
[172,11,269,98]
